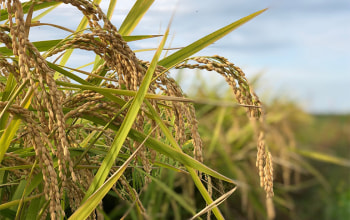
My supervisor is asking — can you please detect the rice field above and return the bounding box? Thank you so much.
[0,1,348,219]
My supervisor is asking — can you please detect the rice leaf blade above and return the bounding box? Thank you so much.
[76,113,235,184]
[119,0,155,36]
[293,148,350,167]
[32,3,61,21]
[158,8,267,68]
[0,36,161,56]
[68,142,145,220]
[145,100,225,219]
[0,1,61,21]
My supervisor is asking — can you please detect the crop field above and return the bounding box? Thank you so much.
[0,1,349,219]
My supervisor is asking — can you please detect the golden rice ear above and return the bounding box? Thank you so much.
[3,0,77,217]
[175,55,274,198]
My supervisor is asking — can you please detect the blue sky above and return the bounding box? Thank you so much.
[31,0,350,114]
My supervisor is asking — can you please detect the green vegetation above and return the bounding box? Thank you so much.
[0,1,349,220]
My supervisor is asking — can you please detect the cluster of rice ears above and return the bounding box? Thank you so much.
[0,0,277,219]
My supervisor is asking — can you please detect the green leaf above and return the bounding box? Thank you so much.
[56,0,102,71]
[0,194,43,210]
[10,180,26,211]
[75,110,235,184]
[0,81,32,163]
[0,39,70,56]
[0,1,61,21]
[47,62,88,85]
[293,148,350,167]
[32,3,61,22]
[26,196,44,220]
[145,100,225,219]
[130,128,235,184]
[0,35,159,56]
[56,80,192,103]
[106,0,117,20]
[0,79,28,124]
[69,135,147,220]
[158,8,267,68]
[208,107,226,154]
[119,0,155,36]
[136,168,196,215]
[123,35,162,42]
[0,74,17,130]
[190,187,237,220]
[47,62,126,106]
[0,80,29,163]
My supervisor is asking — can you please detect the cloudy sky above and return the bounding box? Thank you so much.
[32,0,350,114]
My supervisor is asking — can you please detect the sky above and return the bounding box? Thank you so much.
[29,0,350,114]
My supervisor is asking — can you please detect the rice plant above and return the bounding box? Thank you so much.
[0,0,274,219]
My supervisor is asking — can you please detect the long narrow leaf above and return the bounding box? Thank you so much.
[69,139,146,220]
[0,83,32,163]
[0,74,17,130]
[56,80,193,103]
[145,100,225,219]
[0,35,160,56]
[32,4,61,22]
[158,8,267,68]
[132,128,235,183]
[191,187,237,220]
[0,194,43,210]
[293,148,350,167]
[57,0,102,69]
[76,111,235,184]
[136,168,196,215]
[106,0,117,20]
[0,1,60,21]
[47,62,126,106]
[119,0,154,36]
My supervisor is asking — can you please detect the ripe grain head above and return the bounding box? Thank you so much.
[175,55,274,197]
